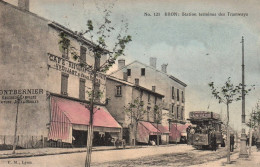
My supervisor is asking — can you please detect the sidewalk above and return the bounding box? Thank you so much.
[189,147,260,167]
[0,144,169,159]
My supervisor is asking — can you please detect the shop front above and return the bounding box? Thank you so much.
[48,96,122,147]
[137,121,162,145]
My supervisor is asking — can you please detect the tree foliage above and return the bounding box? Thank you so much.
[208,77,253,105]
[58,9,132,73]
[124,97,147,123]
[247,101,260,128]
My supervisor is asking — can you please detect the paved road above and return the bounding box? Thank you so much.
[0,144,225,167]
[0,145,193,167]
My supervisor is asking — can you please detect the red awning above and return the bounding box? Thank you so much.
[48,96,121,142]
[140,121,161,135]
[177,123,191,133]
[169,123,190,142]
[137,121,161,143]
[151,123,170,134]
[53,97,121,128]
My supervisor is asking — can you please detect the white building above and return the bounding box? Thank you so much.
[109,58,187,142]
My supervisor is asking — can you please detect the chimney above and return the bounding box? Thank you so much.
[118,59,125,69]
[18,0,29,11]
[150,57,157,68]
[161,63,168,73]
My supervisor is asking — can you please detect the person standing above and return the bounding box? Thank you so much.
[230,134,235,152]
[211,131,217,151]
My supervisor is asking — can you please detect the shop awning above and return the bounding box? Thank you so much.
[48,96,121,143]
[151,123,170,134]
[169,123,190,142]
[137,121,161,143]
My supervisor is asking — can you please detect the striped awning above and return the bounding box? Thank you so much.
[48,96,121,143]
[48,97,72,143]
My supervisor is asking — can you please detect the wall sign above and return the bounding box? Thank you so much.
[47,53,106,84]
[0,89,44,104]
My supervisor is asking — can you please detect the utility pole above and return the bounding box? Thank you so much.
[12,95,22,154]
[239,36,249,158]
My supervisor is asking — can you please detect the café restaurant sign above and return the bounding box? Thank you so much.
[47,53,105,84]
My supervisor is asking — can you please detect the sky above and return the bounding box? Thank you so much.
[5,0,260,131]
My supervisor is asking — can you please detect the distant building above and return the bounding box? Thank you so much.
[106,75,169,145]
[109,58,187,142]
[0,0,121,148]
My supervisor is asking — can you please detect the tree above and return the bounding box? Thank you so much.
[246,101,260,155]
[208,77,253,164]
[124,97,147,146]
[247,101,260,127]
[59,9,131,167]
[153,104,163,146]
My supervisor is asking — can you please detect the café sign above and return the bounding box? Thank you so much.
[47,53,106,84]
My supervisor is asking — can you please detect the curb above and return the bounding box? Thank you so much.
[0,145,155,159]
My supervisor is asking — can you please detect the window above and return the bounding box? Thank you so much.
[141,68,145,76]
[127,69,131,76]
[172,86,175,99]
[153,109,156,122]
[148,93,151,103]
[61,73,69,95]
[115,86,122,96]
[61,38,70,59]
[182,91,184,103]
[171,103,174,114]
[135,78,139,85]
[147,107,151,121]
[80,46,86,63]
[177,89,180,101]
[180,107,184,120]
[79,78,85,100]
[177,106,179,119]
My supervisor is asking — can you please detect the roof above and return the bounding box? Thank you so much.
[109,60,187,87]
[107,75,165,97]
[52,96,121,128]
[48,22,110,54]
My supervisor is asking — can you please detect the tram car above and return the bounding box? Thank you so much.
[187,111,223,150]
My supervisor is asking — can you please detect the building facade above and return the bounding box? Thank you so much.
[109,58,187,142]
[106,75,170,145]
[0,0,121,148]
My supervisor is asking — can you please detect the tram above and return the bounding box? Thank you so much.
[187,111,223,150]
